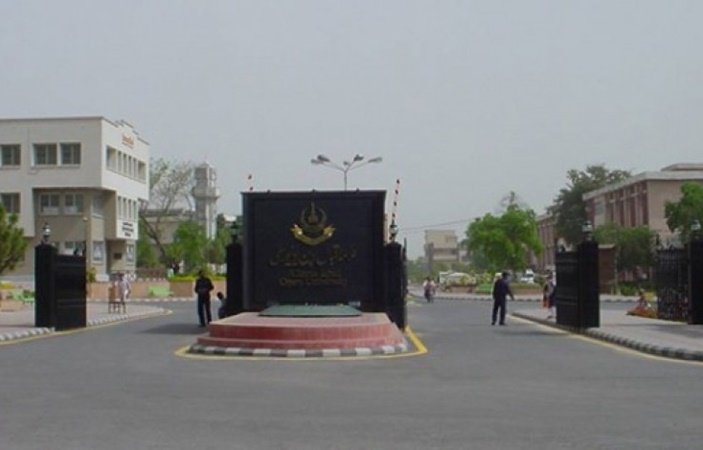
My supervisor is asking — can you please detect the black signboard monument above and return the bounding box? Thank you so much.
[241,190,386,312]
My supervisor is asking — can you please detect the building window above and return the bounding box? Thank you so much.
[92,193,104,217]
[1,144,21,167]
[92,241,105,262]
[138,161,146,181]
[64,193,84,214]
[0,193,20,214]
[126,244,135,262]
[63,241,85,256]
[34,144,58,166]
[106,146,117,170]
[39,193,60,215]
[60,143,81,165]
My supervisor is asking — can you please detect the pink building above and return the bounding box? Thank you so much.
[583,163,703,247]
[534,163,703,271]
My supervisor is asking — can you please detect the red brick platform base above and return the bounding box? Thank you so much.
[188,312,408,358]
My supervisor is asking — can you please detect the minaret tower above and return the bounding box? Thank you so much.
[191,162,221,239]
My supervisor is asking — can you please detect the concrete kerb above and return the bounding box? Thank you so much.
[187,340,410,358]
[584,328,703,362]
[0,327,53,342]
[428,293,637,303]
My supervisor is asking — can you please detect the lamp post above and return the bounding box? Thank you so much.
[310,153,383,190]
[692,219,701,240]
[42,222,51,245]
[83,216,90,260]
[229,218,242,244]
[581,220,594,242]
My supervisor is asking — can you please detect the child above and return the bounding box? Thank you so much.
[216,292,227,319]
[636,289,648,310]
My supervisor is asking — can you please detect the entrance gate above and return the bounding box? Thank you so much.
[654,239,703,324]
[654,247,688,322]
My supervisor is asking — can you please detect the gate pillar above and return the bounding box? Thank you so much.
[225,241,244,316]
[555,239,600,329]
[34,245,86,330]
[577,240,600,328]
[35,243,57,328]
[689,239,703,325]
[384,241,406,330]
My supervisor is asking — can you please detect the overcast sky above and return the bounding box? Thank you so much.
[2,1,702,257]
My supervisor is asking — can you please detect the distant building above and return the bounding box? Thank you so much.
[140,208,195,247]
[534,214,560,271]
[534,163,703,272]
[0,117,149,280]
[141,162,223,261]
[583,163,703,247]
[424,229,466,272]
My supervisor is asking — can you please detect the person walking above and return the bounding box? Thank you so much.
[492,271,514,326]
[114,272,130,314]
[194,270,214,327]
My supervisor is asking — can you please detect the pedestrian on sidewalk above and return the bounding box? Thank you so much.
[194,270,214,327]
[115,272,130,314]
[492,271,514,326]
[545,274,557,319]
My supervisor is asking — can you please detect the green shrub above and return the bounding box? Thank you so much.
[170,273,225,282]
[618,284,638,296]
[86,267,97,283]
[475,283,493,294]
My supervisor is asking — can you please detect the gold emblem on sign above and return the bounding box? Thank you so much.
[290,202,335,246]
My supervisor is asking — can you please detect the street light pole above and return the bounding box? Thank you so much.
[83,216,90,264]
[310,154,383,190]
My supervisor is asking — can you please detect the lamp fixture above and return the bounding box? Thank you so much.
[42,222,51,244]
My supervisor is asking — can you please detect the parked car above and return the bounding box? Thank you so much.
[520,269,535,283]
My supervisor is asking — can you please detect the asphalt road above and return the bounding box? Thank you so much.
[1,299,701,450]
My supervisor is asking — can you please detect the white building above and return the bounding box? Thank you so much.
[0,117,149,280]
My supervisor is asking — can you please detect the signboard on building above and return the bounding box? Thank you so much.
[118,220,135,239]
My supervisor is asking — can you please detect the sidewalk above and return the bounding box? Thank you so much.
[413,288,703,363]
[512,307,703,362]
[0,301,169,343]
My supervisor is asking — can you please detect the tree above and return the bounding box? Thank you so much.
[465,202,542,272]
[405,257,429,283]
[548,165,631,246]
[167,221,208,273]
[594,223,655,275]
[136,222,160,268]
[664,181,703,242]
[206,213,232,266]
[0,206,28,276]
[139,157,196,264]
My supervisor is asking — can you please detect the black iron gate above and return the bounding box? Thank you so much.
[654,247,689,322]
